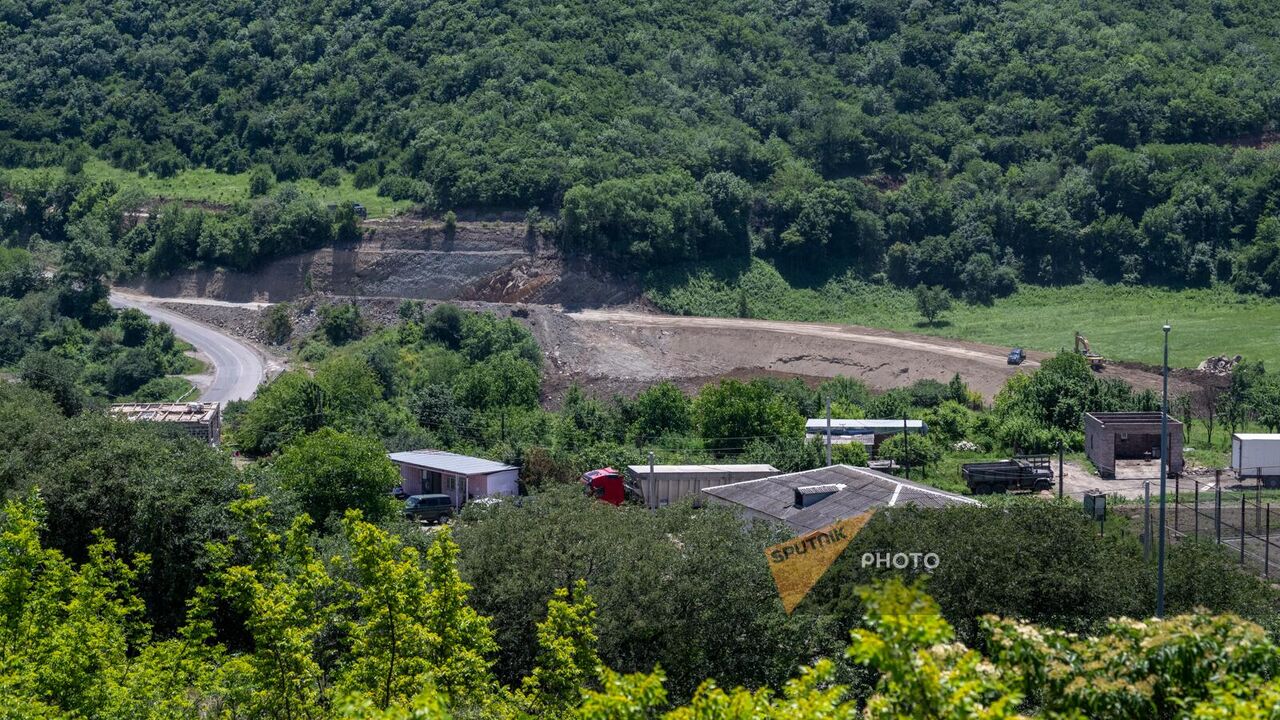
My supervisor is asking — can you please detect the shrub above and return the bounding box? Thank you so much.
[248,164,274,196]
[317,303,365,346]
[317,167,342,187]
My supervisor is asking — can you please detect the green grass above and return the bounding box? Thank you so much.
[4,160,410,217]
[122,375,198,403]
[646,258,1280,370]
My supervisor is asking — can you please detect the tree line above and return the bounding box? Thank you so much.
[1,373,1277,717]
[4,1,1280,299]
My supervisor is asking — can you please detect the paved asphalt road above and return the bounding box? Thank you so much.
[109,292,267,405]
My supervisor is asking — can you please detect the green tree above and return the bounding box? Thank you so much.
[318,303,366,346]
[693,379,805,451]
[518,581,600,718]
[248,164,274,197]
[832,441,870,466]
[198,488,330,719]
[116,308,152,347]
[19,351,85,416]
[272,428,399,526]
[456,352,540,410]
[424,304,465,349]
[629,381,692,439]
[230,371,329,455]
[106,346,164,396]
[876,432,944,471]
[262,302,293,345]
[335,516,497,711]
[913,284,953,326]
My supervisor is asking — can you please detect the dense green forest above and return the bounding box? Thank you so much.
[2,373,1278,717]
[5,0,1280,294]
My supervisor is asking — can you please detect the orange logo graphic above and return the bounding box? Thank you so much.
[765,511,875,614]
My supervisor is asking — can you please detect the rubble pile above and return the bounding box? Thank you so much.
[1197,354,1242,375]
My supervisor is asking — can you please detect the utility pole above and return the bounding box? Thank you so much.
[903,416,910,480]
[825,398,833,466]
[1058,441,1064,500]
[648,451,655,506]
[1144,479,1151,562]
[1156,323,1171,618]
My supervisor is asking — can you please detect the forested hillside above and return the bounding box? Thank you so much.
[5,0,1280,292]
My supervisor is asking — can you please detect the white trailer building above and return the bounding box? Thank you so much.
[624,464,779,509]
[390,450,520,508]
[1231,433,1280,487]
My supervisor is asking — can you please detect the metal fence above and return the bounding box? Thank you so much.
[1148,471,1278,578]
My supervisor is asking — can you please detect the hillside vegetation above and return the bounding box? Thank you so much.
[5,0,1280,297]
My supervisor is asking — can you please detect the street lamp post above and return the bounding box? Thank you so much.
[1156,323,1171,618]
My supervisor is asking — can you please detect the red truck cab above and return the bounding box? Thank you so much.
[582,467,628,505]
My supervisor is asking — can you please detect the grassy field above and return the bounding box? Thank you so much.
[646,258,1280,370]
[3,160,411,217]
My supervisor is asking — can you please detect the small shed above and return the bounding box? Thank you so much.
[1083,412,1183,479]
[390,450,519,508]
[109,402,221,444]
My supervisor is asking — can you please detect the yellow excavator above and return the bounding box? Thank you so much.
[1075,332,1105,371]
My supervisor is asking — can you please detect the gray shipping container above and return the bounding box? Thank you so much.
[625,464,780,509]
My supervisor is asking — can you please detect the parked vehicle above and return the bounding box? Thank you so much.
[403,494,454,523]
[962,455,1053,495]
[582,467,636,505]
[1007,347,1025,365]
[583,464,779,508]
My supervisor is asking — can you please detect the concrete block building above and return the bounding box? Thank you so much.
[109,402,222,444]
[1083,412,1183,479]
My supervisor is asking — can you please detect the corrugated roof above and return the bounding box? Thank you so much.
[109,402,218,424]
[703,465,977,533]
[624,464,779,474]
[389,450,517,475]
[805,419,927,434]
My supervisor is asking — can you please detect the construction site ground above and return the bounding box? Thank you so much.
[120,215,1208,406]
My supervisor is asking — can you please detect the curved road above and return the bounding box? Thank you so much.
[109,291,269,405]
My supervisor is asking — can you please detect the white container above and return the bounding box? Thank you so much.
[1231,433,1280,483]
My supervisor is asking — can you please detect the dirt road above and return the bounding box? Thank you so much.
[550,309,1039,399]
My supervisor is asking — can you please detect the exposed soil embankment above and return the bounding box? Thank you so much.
[120,217,636,307]
[120,212,1202,406]
[149,292,1202,407]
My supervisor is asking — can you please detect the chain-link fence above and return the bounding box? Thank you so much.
[1146,471,1278,577]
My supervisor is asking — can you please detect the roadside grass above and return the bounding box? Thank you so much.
[3,160,410,216]
[122,375,198,403]
[175,354,208,375]
[645,258,1280,370]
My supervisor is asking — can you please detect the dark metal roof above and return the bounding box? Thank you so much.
[702,465,978,534]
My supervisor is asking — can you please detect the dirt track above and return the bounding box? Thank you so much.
[547,310,1035,398]
[536,309,1196,401]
